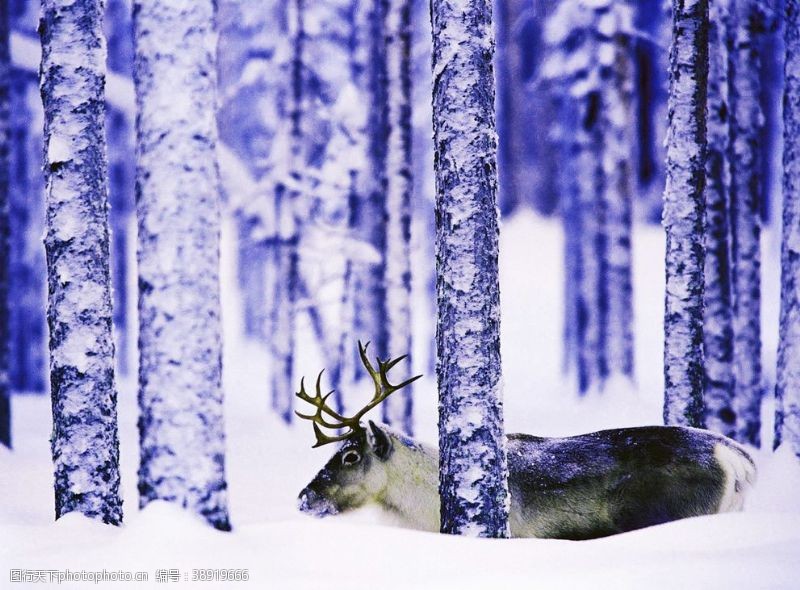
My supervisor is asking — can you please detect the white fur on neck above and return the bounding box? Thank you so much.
[376,431,440,533]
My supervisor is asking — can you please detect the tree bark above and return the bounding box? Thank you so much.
[776,0,800,457]
[0,0,9,448]
[432,0,510,538]
[662,0,708,428]
[40,0,122,524]
[133,0,231,531]
[703,0,736,437]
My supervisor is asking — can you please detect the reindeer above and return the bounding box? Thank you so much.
[297,343,757,540]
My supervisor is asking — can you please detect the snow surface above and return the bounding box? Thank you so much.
[2,212,800,588]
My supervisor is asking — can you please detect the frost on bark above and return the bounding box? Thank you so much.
[382,0,414,435]
[776,0,800,458]
[0,0,9,449]
[432,0,510,538]
[662,0,708,428]
[728,0,769,448]
[543,0,635,393]
[353,0,390,366]
[703,0,736,437]
[40,0,122,524]
[133,0,231,531]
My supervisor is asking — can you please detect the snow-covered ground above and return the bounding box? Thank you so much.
[1,212,799,589]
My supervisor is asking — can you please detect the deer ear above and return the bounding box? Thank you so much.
[367,420,392,461]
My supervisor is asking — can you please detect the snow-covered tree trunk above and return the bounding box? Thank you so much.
[703,0,736,437]
[776,0,800,458]
[0,0,9,449]
[40,0,122,524]
[133,0,231,531]
[662,0,708,428]
[381,0,414,434]
[728,0,765,447]
[353,0,389,363]
[432,0,510,538]
[269,0,303,423]
[601,13,635,381]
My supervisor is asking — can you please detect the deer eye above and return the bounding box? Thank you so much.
[342,450,361,466]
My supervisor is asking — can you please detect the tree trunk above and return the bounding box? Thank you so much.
[0,0,9,449]
[602,22,635,381]
[662,0,708,428]
[432,0,510,538]
[728,0,765,448]
[40,0,122,524]
[353,0,390,364]
[703,0,736,437]
[382,0,414,435]
[133,0,231,531]
[776,0,800,458]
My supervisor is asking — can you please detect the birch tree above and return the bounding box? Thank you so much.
[776,0,800,459]
[432,0,510,538]
[662,0,708,428]
[40,0,122,524]
[134,0,231,531]
[0,0,9,449]
[382,0,414,434]
[728,0,770,447]
[703,0,736,437]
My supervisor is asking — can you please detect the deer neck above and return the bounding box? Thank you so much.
[378,436,440,533]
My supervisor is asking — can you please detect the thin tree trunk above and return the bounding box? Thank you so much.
[354,0,390,364]
[703,0,736,437]
[432,0,510,538]
[270,0,304,423]
[775,0,800,457]
[728,0,765,447]
[662,0,709,428]
[134,0,231,531]
[0,0,9,449]
[40,0,122,524]
[382,0,414,434]
[602,22,635,381]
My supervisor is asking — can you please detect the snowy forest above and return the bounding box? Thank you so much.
[1,0,800,588]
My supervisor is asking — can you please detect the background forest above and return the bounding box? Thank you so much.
[1,0,800,588]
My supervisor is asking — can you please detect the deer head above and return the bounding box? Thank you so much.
[296,342,422,517]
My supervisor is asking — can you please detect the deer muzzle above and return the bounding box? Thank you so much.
[298,486,339,517]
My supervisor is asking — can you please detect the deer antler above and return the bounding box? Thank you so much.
[295,341,422,448]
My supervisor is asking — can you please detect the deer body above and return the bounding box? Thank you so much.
[295,344,756,539]
[298,422,756,540]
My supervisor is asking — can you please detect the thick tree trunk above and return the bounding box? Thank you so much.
[382,0,414,435]
[432,0,510,538]
[776,0,800,458]
[133,0,231,531]
[40,0,122,524]
[662,0,708,428]
[0,0,9,449]
[728,0,765,447]
[703,0,736,437]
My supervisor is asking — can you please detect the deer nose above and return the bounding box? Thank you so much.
[298,487,339,517]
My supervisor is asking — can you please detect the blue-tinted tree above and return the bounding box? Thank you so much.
[776,0,800,459]
[134,0,231,531]
[382,0,414,434]
[0,0,9,449]
[662,0,708,428]
[703,0,736,437]
[40,0,122,524]
[543,0,635,393]
[432,0,510,538]
[728,0,773,448]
